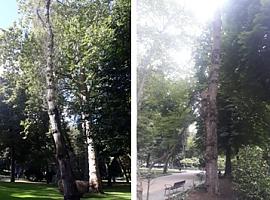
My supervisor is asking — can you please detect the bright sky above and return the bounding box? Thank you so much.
[184,0,227,23]
[0,0,19,29]
[169,0,228,79]
[0,0,19,76]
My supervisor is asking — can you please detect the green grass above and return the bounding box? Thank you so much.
[0,182,131,200]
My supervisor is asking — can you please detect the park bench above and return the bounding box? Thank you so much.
[164,180,186,199]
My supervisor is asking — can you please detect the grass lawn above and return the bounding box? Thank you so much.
[0,181,131,200]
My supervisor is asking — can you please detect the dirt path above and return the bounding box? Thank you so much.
[142,170,204,200]
[186,178,233,200]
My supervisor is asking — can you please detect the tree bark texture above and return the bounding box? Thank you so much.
[43,1,79,199]
[81,113,102,192]
[86,127,102,192]
[204,9,221,195]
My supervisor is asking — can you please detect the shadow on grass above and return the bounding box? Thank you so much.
[84,185,131,200]
[0,182,62,200]
[0,182,131,200]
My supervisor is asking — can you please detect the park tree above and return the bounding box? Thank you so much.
[202,9,221,194]
[0,23,57,183]
[1,0,130,197]
[136,0,194,196]
[51,0,130,191]
[39,0,80,199]
[0,84,26,182]
[137,0,193,108]
[193,1,270,197]
[138,71,194,173]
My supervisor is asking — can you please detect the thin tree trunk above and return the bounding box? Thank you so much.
[43,1,79,199]
[10,146,15,183]
[204,9,221,195]
[117,157,130,183]
[224,143,232,177]
[146,153,150,168]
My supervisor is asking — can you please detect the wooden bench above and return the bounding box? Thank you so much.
[164,180,185,199]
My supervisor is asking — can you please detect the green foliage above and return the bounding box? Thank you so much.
[180,157,199,168]
[138,71,193,163]
[232,146,270,200]
[0,0,130,181]
[194,0,270,163]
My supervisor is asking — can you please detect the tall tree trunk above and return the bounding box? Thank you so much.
[224,143,232,177]
[43,1,79,199]
[79,69,102,193]
[10,146,15,183]
[204,9,221,195]
[81,111,103,193]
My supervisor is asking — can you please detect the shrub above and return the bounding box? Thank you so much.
[232,145,270,200]
[217,156,225,170]
[180,157,199,168]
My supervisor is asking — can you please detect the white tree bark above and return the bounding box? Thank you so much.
[80,81,102,192]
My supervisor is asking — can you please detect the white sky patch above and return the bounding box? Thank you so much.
[170,49,194,78]
[182,0,228,23]
[188,122,197,135]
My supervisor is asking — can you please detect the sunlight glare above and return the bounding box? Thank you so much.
[184,0,227,23]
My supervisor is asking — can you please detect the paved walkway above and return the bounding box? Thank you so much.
[142,170,204,200]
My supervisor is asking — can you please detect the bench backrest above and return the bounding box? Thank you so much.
[173,180,185,188]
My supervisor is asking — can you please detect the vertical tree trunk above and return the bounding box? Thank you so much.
[163,155,172,174]
[79,71,102,193]
[146,153,150,168]
[43,1,79,199]
[86,130,102,192]
[10,146,15,183]
[204,9,221,195]
[224,143,232,177]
